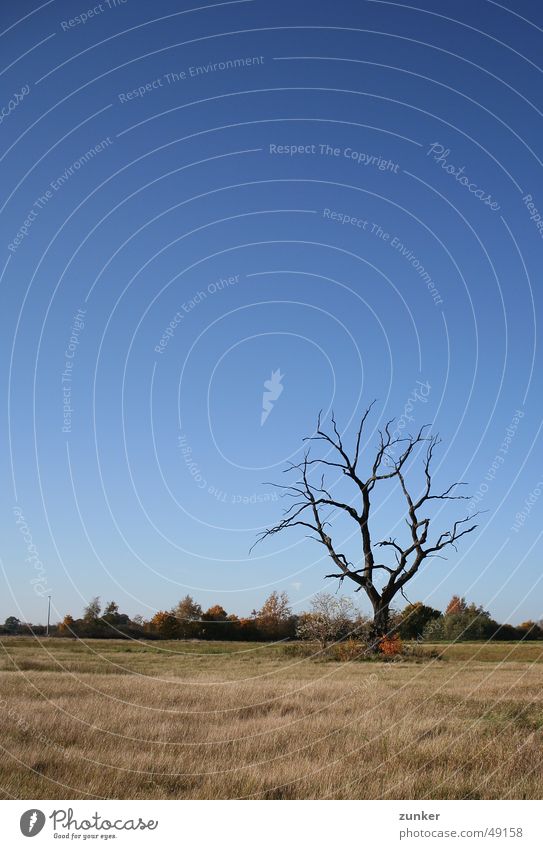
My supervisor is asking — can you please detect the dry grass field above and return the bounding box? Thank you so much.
[1,637,542,800]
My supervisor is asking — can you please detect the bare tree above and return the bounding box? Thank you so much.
[254,404,479,648]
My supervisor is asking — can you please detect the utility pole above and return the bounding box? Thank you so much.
[46,595,51,637]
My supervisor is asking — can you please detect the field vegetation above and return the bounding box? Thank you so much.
[1,637,542,800]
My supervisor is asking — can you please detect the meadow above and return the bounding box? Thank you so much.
[1,637,542,799]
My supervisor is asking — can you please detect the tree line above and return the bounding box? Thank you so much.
[2,592,542,644]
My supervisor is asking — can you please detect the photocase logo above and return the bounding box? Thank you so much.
[20,809,46,836]
[261,368,284,425]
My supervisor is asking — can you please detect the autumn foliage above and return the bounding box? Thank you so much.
[378,634,403,656]
[445,595,467,615]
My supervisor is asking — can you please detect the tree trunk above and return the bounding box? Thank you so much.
[368,602,390,652]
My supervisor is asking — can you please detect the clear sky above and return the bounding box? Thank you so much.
[1,0,542,626]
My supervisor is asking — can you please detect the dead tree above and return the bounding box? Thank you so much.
[254,404,479,647]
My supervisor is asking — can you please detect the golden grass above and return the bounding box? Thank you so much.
[1,637,542,799]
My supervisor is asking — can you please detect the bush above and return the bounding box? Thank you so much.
[333,638,366,662]
[379,634,403,656]
[296,593,359,647]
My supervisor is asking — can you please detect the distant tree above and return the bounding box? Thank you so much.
[81,597,103,636]
[104,603,133,634]
[58,614,75,636]
[102,601,120,628]
[149,611,179,639]
[83,597,101,623]
[201,605,229,639]
[445,595,467,615]
[490,622,521,641]
[203,605,228,621]
[296,593,357,648]
[259,591,291,619]
[172,595,202,639]
[398,602,441,640]
[221,613,243,640]
[4,616,21,634]
[237,617,259,641]
[257,591,295,639]
[424,601,492,641]
[518,621,543,640]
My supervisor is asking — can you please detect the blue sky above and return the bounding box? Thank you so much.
[1,0,542,626]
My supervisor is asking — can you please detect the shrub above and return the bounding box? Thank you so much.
[296,593,358,647]
[333,637,366,662]
[379,634,403,656]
